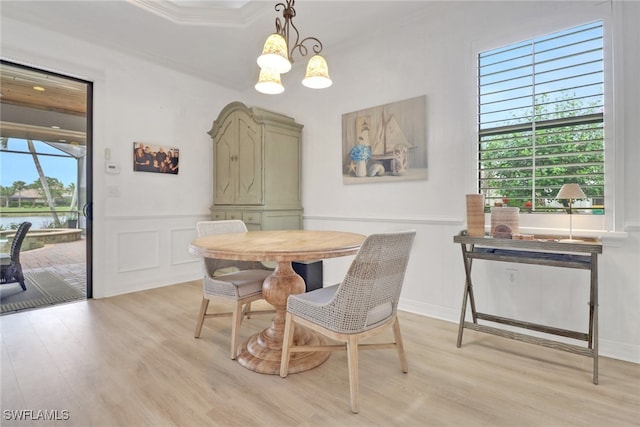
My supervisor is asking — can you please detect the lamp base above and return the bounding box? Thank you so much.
[559,238,584,243]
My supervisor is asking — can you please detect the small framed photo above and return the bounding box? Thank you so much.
[133,142,179,174]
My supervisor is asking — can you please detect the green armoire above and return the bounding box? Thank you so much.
[208,102,303,230]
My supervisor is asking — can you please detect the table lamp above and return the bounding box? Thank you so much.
[556,183,586,242]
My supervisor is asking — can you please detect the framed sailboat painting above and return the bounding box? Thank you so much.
[342,95,427,184]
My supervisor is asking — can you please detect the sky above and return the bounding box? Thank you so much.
[1,149,77,190]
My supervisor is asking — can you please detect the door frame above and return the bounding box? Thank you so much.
[0,60,93,298]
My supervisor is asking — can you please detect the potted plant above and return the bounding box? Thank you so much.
[66,213,78,228]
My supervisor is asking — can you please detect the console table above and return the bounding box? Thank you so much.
[453,230,602,384]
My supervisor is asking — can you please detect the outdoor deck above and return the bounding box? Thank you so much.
[19,238,86,297]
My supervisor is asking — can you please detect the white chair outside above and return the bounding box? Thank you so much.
[194,220,274,359]
[279,230,416,413]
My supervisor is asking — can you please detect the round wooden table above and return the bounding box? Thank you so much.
[189,229,365,374]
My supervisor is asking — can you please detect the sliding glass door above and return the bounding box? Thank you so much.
[0,60,92,305]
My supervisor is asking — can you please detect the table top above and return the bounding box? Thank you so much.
[189,230,365,262]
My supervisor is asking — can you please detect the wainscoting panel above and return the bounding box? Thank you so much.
[117,230,160,273]
[97,214,207,298]
[171,227,199,265]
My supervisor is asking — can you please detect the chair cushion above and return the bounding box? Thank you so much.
[290,284,339,307]
[365,302,393,326]
[206,269,271,298]
[290,285,393,329]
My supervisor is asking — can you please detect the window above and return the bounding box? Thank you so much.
[478,22,604,214]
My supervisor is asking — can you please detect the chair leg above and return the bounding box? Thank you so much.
[346,335,360,414]
[230,300,244,360]
[194,298,209,338]
[245,302,252,319]
[393,317,409,373]
[279,313,295,377]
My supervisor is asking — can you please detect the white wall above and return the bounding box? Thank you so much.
[2,1,638,363]
[243,1,640,363]
[1,17,233,297]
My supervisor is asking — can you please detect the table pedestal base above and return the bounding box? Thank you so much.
[237,327,330,374]
[236,260,331,374]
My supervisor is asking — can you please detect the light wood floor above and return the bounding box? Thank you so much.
[1,280,638,426]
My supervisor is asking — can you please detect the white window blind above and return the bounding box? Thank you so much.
[478,21,604,213]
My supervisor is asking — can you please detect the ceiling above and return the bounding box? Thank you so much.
[0,1,436,145]
[1,62,88,145]
[0,0,436,90]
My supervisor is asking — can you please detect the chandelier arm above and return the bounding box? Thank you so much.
[274,1,287,35]
[294,37,323,57]
[271,0,322,62]
[285,14,301,59]
[274,1,287,15]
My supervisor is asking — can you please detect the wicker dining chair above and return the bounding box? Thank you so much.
[0,221,32,291]
[194,220,274,359]
[279,230,416,413]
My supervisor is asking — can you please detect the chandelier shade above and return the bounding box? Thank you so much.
[255,68,285,95]
[257,33,291,74]
[255,0,331,94]
[302,55,332,89]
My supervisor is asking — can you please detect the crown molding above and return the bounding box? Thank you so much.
[127,0,264,27]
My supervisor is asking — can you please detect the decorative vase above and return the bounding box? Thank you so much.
[356,160,367,177]
[466,194,485,237]
[490,207,520,238]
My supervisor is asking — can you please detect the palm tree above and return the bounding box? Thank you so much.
[0,186,10,208]
[12,180,26,208]
[67,182,78,215]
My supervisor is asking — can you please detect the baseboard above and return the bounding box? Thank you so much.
[398,297,640,365]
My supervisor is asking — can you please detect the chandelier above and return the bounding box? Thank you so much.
[255,0,332,94]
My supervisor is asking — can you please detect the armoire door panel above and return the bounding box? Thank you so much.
[236,113,263,205]
[214,119,236,204]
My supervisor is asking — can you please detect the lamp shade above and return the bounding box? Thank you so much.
[302,55,332,89]
[257,34,291,74]
[556,183,586,200]
[255,68,284,94]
